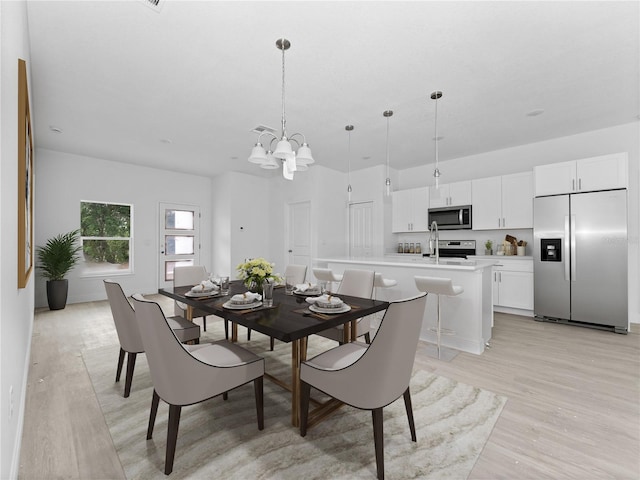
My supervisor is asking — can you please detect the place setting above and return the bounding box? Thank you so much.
[184,279,221,300]
[294,294,355,320]
[222,291,263,311]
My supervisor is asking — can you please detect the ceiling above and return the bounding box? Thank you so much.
[26,1,639,179]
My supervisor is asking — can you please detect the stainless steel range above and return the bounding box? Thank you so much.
[424,240,476,258]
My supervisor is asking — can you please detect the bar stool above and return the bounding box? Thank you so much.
[374,272,397,299]
[414,276,463,359]
[312,268,343,293]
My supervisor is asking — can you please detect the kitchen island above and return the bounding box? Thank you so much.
[315,256,497,355]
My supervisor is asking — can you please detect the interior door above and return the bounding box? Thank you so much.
[349,201,373,257]
[287,201,311,275]
[159,202,200,290]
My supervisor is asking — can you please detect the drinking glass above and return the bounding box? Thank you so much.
[219,276,230,295]
[263,282,274,307]
[285,276,295,295]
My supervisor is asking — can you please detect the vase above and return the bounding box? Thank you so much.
[247,281,262,294]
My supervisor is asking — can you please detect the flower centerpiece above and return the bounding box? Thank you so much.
[236,258,281,293]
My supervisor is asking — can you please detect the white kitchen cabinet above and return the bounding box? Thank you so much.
[429,180,472,208]
[391,187,429,232]
[473,172,533,230]
[534,152,628,196]
[492,259,533,312]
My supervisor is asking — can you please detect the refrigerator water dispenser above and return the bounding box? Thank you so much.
[540,238,561,262]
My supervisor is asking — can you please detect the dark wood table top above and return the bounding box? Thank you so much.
[159,280,388,343]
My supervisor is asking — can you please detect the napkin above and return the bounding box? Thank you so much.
[231,292,261,303]
[295,282,319,292]
[305,294,343,306]
[190,280,217,292]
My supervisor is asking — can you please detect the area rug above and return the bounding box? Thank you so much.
[82,326,506,479]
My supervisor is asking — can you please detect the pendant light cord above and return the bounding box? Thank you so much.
[281,40,287,138]
[434,94,439,172]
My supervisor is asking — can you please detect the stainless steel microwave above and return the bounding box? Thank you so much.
[428,205,472,230]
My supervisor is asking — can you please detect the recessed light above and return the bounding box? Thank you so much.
[526,109,545,117]
[362,156,371,160]
[231,156,238,160]
[160,138,172,144]
[49,125,63,134]
[432,136,444,141]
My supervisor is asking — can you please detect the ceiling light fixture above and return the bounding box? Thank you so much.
[383,110,393,196]
[345,125,354,202]
[431,91,443,189]
[248,38,313,180]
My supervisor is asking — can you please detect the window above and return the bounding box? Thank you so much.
[80,201,132,276]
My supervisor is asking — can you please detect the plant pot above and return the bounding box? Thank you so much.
[485,249,493,255]
[46,279,69,310]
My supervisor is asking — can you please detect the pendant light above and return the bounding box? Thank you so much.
[383,110,393,196]
[431,91,442,188]
[346,125,354,202]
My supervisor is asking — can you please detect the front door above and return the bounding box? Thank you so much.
[158,202,200,290]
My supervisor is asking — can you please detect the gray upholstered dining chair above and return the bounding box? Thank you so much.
[131,294,265,475]
[174,265,227,336]
[300,293,428,480]
[284,263,307,285]
[103,279,200,398]
[316,268,376,343]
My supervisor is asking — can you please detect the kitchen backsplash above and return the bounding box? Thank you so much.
[389,228,534,256]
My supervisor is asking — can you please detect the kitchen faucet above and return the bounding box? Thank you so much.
[429,220,439,263]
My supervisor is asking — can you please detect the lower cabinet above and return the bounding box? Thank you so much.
[492,259,533,312]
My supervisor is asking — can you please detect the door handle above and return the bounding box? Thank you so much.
[564,215,570,281]
[570,214,576,281]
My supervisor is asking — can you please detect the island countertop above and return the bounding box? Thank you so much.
[315,256,498,271]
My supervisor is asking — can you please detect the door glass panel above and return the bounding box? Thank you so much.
[165,235,194,255]
[165,259,194,282]
[165,210,194,230]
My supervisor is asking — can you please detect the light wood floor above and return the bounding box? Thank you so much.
[19,296,640,479]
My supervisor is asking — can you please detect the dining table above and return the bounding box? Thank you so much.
[159,280,389,427]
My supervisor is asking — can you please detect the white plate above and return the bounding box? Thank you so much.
[309,304,351,315]
[185,290,218,298]
[223,300,263,310]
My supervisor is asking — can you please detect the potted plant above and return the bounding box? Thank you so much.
[484,240,493,255]
[36,229,82,310]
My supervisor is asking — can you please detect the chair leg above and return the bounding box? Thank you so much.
[147,389,160,440]
[372,408,385,480]
[254,377,264,430]
[299,381,311,437]
[115,348,125,382]
[124,352,137,398]
[364,332,372,344]
[222,392,228,401]
[270,337,275,351]
[403,388,417,442]
[203,316,207,332]
[165,404,182,475]
[247,328,252,341]
[224,319,229,340]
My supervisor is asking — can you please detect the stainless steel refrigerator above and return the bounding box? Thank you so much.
[533,189,628,333]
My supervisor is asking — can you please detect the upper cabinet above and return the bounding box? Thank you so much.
[534,152,628,197]
[429,180,472,208]
[472,172,533,230]
[391,187,429,232]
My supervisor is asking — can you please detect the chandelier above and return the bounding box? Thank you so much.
[248,38,314,180]
[431,91,442,188]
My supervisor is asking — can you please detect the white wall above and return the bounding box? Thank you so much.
[34,149,213,307]
[0,2,34,478]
